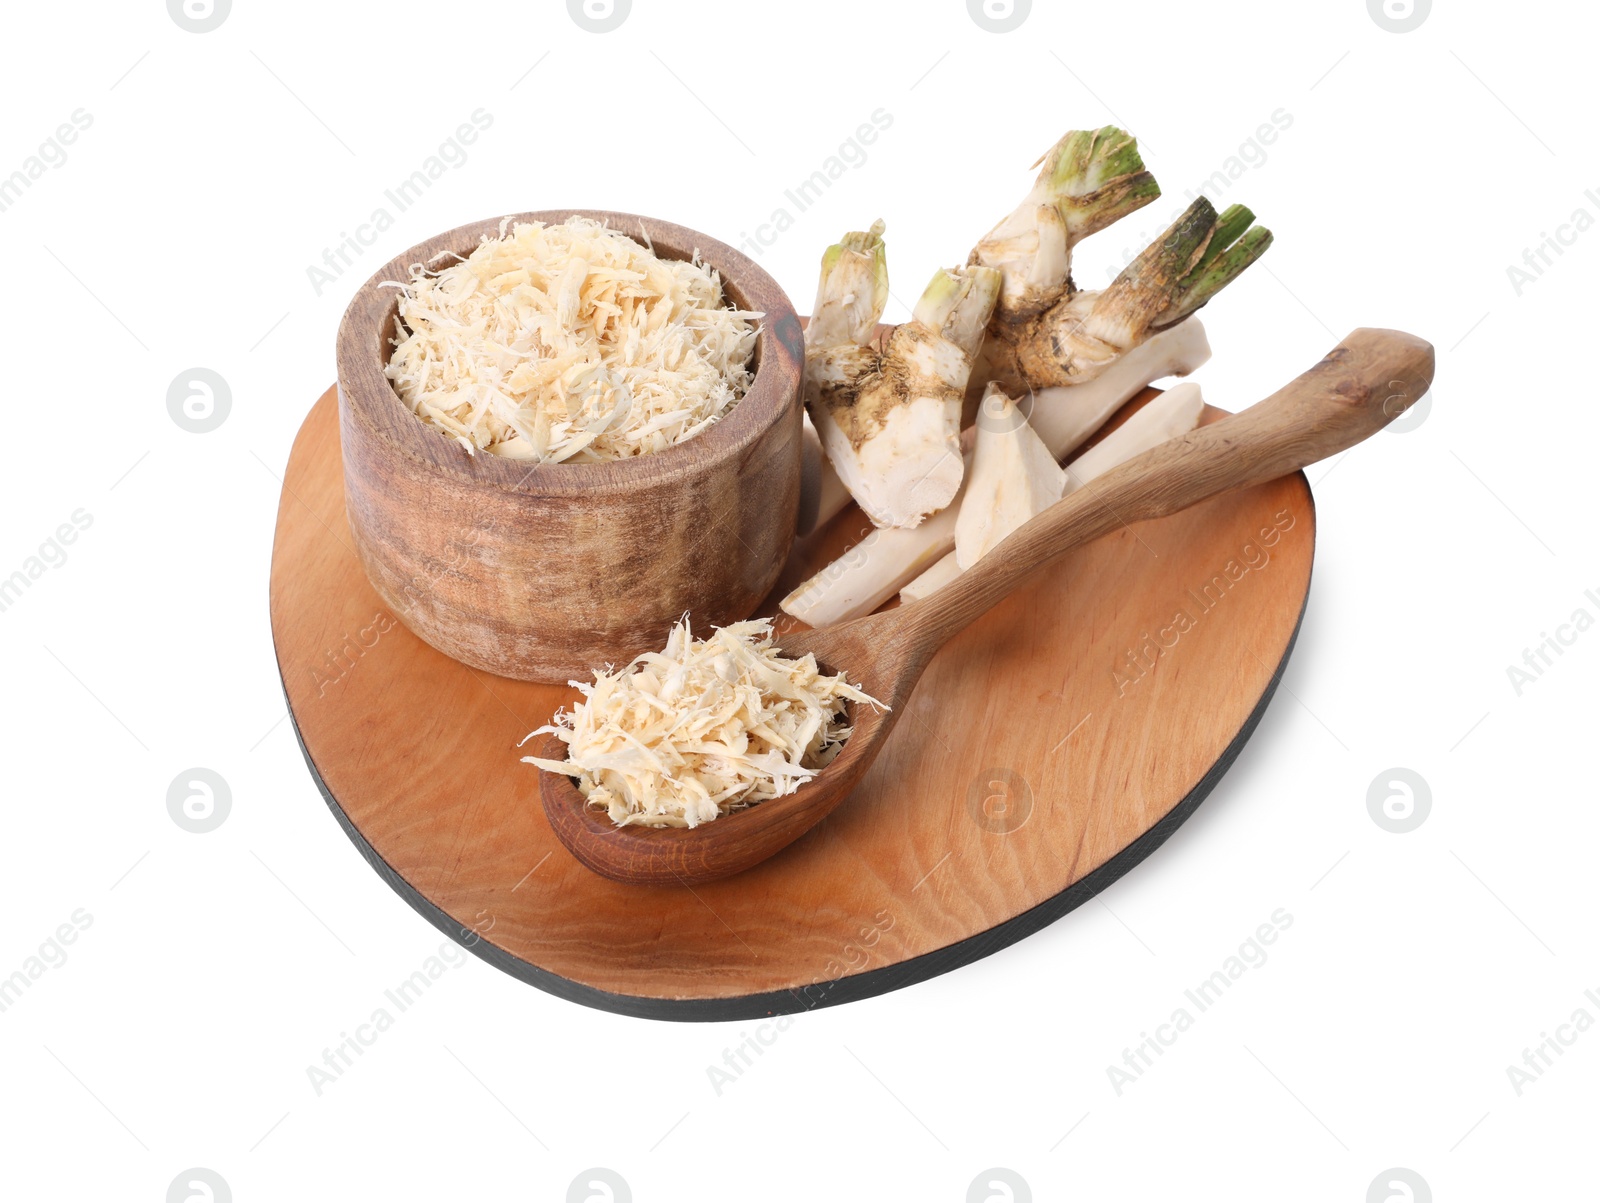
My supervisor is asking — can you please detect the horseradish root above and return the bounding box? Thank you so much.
[983,198,1270,395]
[806,220,889,352]
[971,125,1159,321]
[1060,381,1206,492]
[805,223,1001,529]
[522,618,882,829]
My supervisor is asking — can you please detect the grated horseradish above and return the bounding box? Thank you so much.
[522,618,883,828]
[384,216,760,463]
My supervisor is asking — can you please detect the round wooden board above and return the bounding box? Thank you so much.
[270,385,1315,1021]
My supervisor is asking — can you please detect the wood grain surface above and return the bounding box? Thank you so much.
[271,385,1315,1019]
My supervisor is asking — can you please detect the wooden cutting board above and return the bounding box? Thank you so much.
[269,384,1313,1020]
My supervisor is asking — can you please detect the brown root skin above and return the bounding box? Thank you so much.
[971,127,1159,323]
[966,198,1270,397]
[968,218,1074,323]
[820,324,968,453]
[965,323,1026,400]
[804,343,880,446]
[1013,293,1125,389]
[981,272,1074,325]
[963,299,1132,397]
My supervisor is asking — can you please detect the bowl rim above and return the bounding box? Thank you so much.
[336,209,803,496]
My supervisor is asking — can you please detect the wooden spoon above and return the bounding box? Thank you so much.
[537,328,1435,885]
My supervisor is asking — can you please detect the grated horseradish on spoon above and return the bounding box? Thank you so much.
[522,617,884,828]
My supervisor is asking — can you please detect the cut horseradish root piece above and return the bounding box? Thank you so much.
[781,318,1211,627]
[783,503,962,629]
[806,220,889,353]
[977,197,1271,397]
[1059,381,1207,491]
[971,125,1160,321]
[797,413,853,538]
[955,384,1068,569]
[902,381,1207,602]
[805,223,1002,529]
[799,222,889,535]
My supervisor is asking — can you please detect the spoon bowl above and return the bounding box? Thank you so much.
[540,328,1436,885]
[537,650,909,886]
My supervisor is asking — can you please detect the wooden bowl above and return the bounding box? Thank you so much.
[335,210,805,683]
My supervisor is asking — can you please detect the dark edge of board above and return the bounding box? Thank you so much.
[277,481,1313,1024]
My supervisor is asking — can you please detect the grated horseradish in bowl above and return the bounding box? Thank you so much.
[336,211,805,683]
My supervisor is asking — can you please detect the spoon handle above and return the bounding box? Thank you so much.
[892,327,1435,658]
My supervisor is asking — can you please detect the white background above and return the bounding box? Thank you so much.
[1,0,1594,1199]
